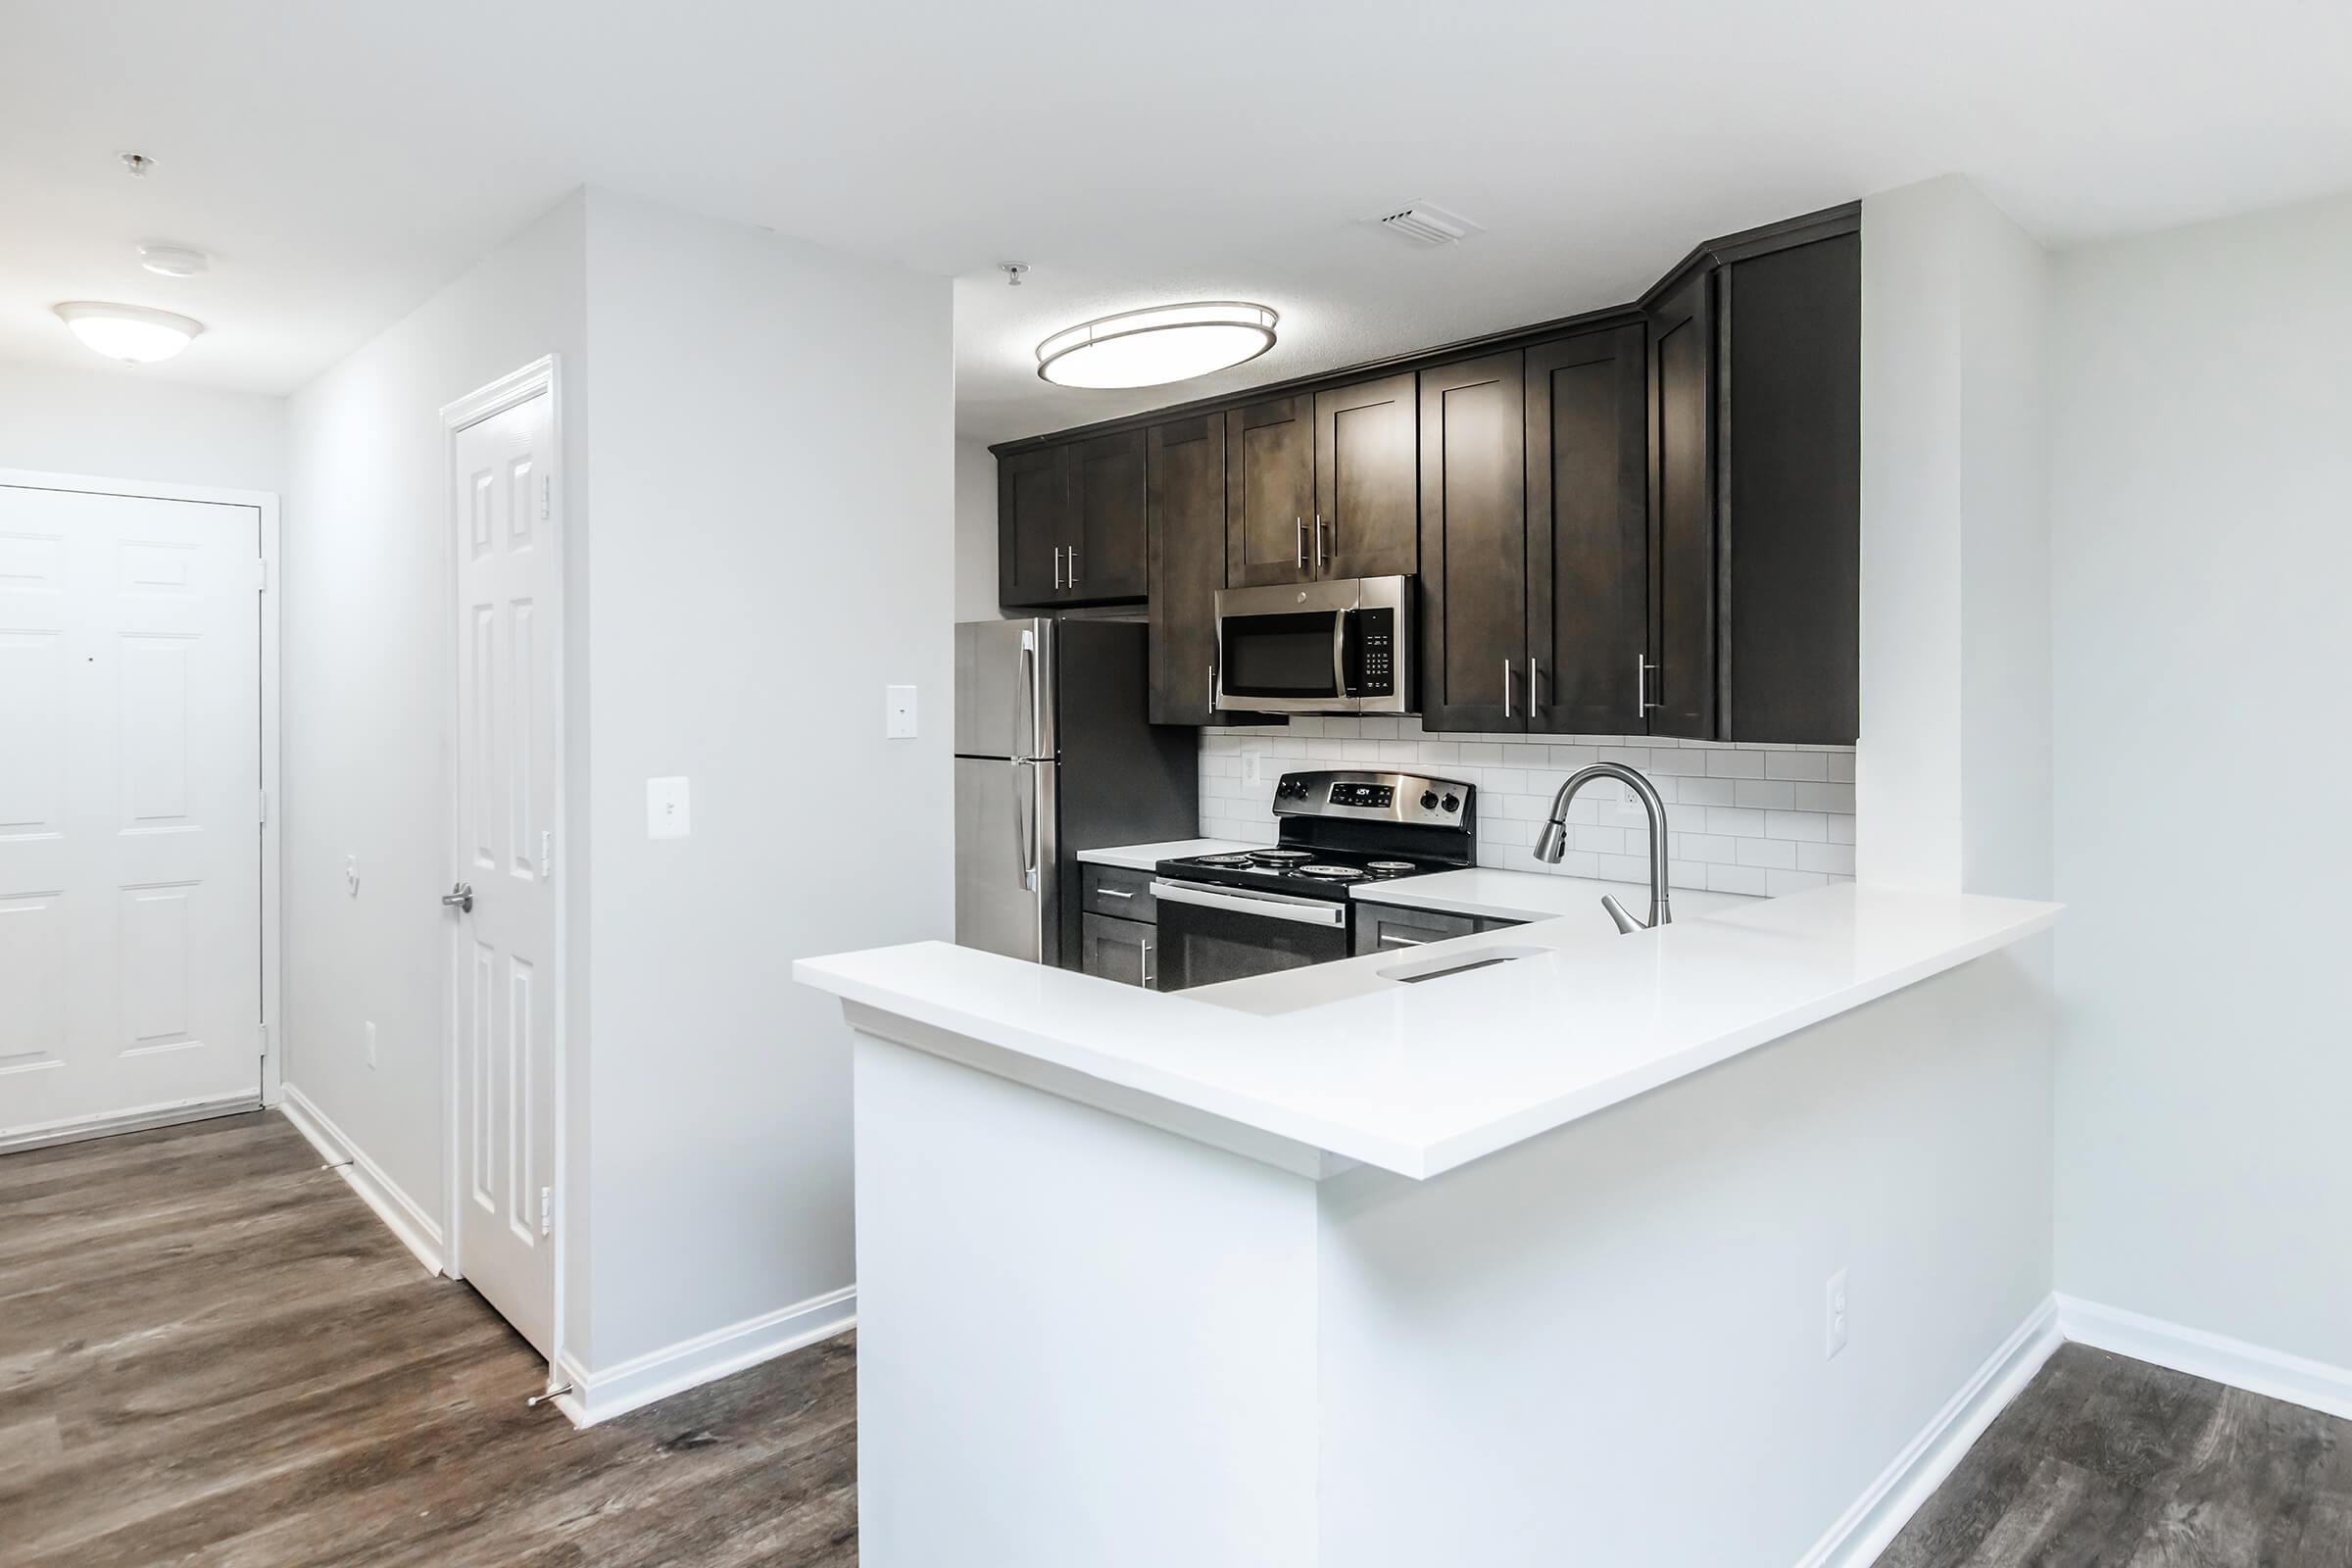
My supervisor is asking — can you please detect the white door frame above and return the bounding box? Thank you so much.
[0,466,283,1141]
[437,357,568,1384]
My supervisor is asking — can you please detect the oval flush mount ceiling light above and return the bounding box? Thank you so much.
[53,302,205,364]
[1037,301,1277,389]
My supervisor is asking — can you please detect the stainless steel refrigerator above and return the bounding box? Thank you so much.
[956,617,1199,966]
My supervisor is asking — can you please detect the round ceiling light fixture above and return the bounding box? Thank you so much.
[53,301,205,364]
[1037,301,1277,389]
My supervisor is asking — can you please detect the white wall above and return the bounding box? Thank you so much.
[576,191,954,1371]
[280,193,589,1231]
[953,436,1002,621]
[0,361,284,494]
[1857,175,2054,900]
[2051,190,2352,1370]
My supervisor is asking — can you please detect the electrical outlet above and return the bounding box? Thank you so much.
[1242,747,1265,786]
[1826,1268,1850,1359]
[365,1020,377,1070]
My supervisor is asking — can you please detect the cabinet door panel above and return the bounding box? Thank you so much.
[1147,414,1226,725]
[1721,233,1859,744]
[1648,270,1716,739]
[1417,353,1526,734]
[1082,912,1158,989]
[1225,397,1316,588]
[1068,428,1149,602]
[1527,324,1648,735]
[999,446,1071,608]
[1315,372,1418,578]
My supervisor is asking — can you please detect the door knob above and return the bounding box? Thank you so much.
[442,882,474,912]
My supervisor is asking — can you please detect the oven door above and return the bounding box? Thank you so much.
[1149,879,1350,990]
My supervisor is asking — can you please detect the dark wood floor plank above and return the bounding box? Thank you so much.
[0,1112,858,1568]
[1881,1343,2352,1568]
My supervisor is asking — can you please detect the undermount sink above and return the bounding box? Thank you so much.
[1377,945,1552,986]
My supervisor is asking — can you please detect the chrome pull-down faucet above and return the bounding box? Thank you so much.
[1534,763,1673,935]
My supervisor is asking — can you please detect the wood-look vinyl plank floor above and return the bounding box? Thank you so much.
[1878,1341,2352,1567]
[0,1112,857,1568]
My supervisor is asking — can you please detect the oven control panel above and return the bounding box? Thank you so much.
[1271,769,1474,828]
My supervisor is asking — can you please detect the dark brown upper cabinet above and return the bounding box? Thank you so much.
[1067,428,1149,602]
[1314,373,1418,579]
[1417,352,1527,733]
[1146,413,1227,725]
[1644,219,1860,745]
[1646,265,1716,740]
[1718,231,1859,745]
[1527,322,1649,736]
[999,429,1150,608]
[999,444,1072,609]
[1224,395,1317,588]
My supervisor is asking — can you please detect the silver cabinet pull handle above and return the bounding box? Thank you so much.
[1315,514,1328,571]
[1067,544,1079,587]
[1207,662,1216,714]
[1637,654,1659,713]
[1097,886,1134,900]
[442,882,473,912]
[1053,546,1064,591]
[1503,658,1514,718]
[1295,516,1306,569]
[1378,931,1432,949]
[1139,937,1155,989]
[1529,656,1541,711]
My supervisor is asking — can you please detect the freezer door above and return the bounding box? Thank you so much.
[956,617,1056,760]
[955,756,1060,963]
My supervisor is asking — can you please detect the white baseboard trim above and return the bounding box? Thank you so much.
[552,1285,858,1429]
[0,1094,260,1154]
[2056,1294,2352,1424]
[1795,1296,2063,1568]
[277,1085,446,1278]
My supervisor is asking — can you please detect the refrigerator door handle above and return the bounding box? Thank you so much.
[1013,760,1039,892]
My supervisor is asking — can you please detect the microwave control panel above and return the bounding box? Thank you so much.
[1345,608,1396,697]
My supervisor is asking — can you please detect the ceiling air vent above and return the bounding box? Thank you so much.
[1368,202,1485,248]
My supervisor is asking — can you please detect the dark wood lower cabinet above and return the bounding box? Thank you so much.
[1147,414,1226,725]
[1081,911,1157,988]
[1418,353,1527,733]
[1527,323,1648,735]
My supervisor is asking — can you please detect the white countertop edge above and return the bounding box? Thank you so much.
[796,887,2061,1183]
[1349,867,1761,926]
[1075,838,1269,872]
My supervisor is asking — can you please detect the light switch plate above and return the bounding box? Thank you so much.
[647,776,692,840]
[885,684,918,739]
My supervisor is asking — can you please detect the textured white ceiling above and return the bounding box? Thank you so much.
[4,0,2348,443]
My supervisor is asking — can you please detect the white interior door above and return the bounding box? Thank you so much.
[449,386,561,1359]
[0,483,263,1145]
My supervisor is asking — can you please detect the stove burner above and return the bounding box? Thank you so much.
[1248,849,1312,864]
[1366,860,1418,876]
[1190,853,1256,867]
[1297,864,1368,881]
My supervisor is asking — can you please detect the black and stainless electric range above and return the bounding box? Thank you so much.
[1150,770,1477,991]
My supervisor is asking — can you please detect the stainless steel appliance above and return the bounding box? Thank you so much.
[956,617,1199,967]
[1151,769,1475,990]
[1214,575,1414,714]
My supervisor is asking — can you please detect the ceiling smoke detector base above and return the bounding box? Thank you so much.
[1367,202,1486,247]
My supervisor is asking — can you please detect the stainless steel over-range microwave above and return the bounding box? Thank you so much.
[1214,575,1413,715]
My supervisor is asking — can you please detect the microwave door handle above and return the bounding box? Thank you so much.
[1333,610,1350,702]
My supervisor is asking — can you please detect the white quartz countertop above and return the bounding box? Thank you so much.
[1351,867,1761,925]
[1075,838,1268,872]
[796,883,2061,1182]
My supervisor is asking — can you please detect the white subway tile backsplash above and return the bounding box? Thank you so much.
[1196,725,1855,895]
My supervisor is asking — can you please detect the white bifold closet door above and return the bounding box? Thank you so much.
[0,482,263,1145]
